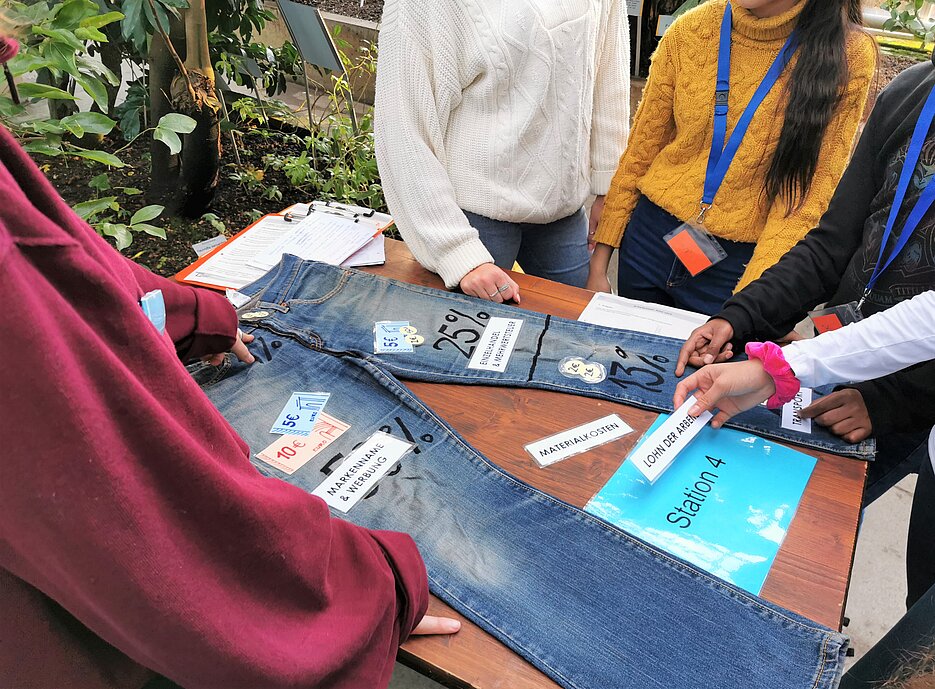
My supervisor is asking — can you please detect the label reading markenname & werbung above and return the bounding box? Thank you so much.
[629,396,713,484]
[311,431,413,513]
[525,414,634,467]
[467,317,523,372]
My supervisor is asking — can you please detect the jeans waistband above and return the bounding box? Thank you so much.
[243,254,350,308]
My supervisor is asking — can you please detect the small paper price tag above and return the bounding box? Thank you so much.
[256,413,350,474]
[270,391,330,436]
[663,223,727,277]
[374,321,414,354]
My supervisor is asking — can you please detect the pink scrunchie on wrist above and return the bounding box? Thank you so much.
[745,341,801,410]
[0,37,20,64]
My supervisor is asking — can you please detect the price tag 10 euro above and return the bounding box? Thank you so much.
[374,321,414,354]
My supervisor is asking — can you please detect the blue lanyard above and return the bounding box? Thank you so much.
[699,2,798,223]
[858,83,935,309]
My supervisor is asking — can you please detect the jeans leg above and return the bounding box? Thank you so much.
[199,337,848,689]
[839,582,935,689]
[907,454,935,607]
[616,196,679,307]
[514,208,590,288]
[863,430,928,505]
[463,211,522,271]
[668,237,755,316]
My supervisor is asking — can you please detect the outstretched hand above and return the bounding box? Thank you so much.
[675,318,735,376]
[673,359,775,428]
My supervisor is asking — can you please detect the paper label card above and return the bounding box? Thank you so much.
[525,414,634,467]
[809,302,862,334]
[374,321,414,354]
[467,317,523,372]
[312,431,413,513]
[270,392,331,436]
[629,396,713,483]
[781,388,813,434]
[256,413,350,474]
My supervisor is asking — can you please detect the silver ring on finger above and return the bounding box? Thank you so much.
[496,284,510,294]
[487,291,499,298]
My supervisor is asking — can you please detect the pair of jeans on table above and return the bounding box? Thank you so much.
[617,195,756,316]
[465,208,590,288]
[196,256,857,689]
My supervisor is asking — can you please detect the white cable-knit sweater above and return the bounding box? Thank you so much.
[374,0,631,288]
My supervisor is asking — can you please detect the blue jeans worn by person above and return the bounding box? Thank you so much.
[194,259,849,689]
[617,195,756,315]
[198,257,860,689]
[465,208,590,288]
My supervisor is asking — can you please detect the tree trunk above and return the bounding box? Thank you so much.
[148,20,183,210]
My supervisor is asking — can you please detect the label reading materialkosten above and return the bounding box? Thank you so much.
[525,414,634,467]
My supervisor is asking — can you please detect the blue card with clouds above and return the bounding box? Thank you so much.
[586,414,817,595]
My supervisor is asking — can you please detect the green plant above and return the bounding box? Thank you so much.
[228,165,282,201]
[73,197,166,248]
[882,0,935,49]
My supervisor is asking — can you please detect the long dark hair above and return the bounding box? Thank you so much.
[766,0,867,210]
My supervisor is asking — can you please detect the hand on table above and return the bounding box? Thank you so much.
[675,318,735,376]
[799,388,872,444]
[460,263,521,304]
[411,614,462,636]
[202,330,256,366]
[674,359,775,428]
[588,195,606,252]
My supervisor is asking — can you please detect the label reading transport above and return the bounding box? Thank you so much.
[374,321,414,354]
[312,431,413,513]
[629,396,714,483]
[781,388,813,434]
[525,414,634,467]
[467,317,523,372]
[256,413,350,474]
[270,392,330,436]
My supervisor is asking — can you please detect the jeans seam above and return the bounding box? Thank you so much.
[366,357,836,636]
[284,270,351,305]
[425,573,586,689]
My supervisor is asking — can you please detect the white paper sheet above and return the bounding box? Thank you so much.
[249,213,379,272]
[182,215,296,289]
[578,292,708,340]
[342,234,386,268]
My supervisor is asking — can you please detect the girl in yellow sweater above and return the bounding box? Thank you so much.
[587,0,876,315]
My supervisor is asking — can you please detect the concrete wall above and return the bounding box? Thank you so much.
[256,5,380,106]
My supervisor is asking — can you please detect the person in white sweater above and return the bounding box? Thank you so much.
[673,289,935,616]
[374,0,630,304]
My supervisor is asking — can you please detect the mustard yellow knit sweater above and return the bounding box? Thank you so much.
[594,0,877,291]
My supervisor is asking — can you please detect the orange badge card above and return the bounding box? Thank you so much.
[811,313,844,334]
[666,229,715,277]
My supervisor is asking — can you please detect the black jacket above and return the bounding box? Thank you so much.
[717,55,935,435]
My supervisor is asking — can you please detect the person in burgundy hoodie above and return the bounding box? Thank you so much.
[0,30,458,689]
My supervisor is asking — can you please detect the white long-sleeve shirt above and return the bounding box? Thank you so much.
[783,291,935,469]
[374,0,631,288]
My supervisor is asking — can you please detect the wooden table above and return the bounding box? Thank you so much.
[363,240,867,689]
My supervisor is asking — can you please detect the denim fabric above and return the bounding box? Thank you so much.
[196,317,848,689]
[617,195,756,316]
[233,255,873,460]
[464,208,590,288]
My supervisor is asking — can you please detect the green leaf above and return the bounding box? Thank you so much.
[89,173,111,191]
[7,52,54,76]
[75,26,107,42]
[75,75,109,111]
[53,0,99,28]
[156,113,197,134]
[17,83,78,101]
[29,120,67,136]
[32,27,86,53]
[121,187,143,196]
[63,120,85,138]
[102,223,133,250]
[154,127,182,155]
[135,223,167,239]
[61,111,117,135]
[79,10,124,29]
[22,142,64,157]
[130,205,165,224]
[74,196,118,220]
[71,149,126,167]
